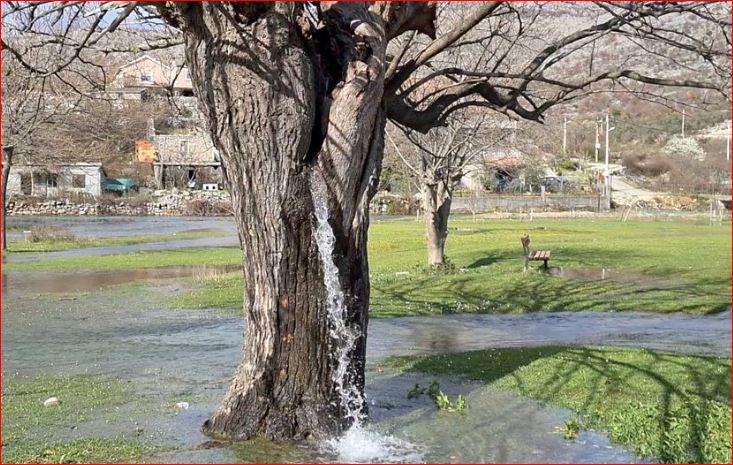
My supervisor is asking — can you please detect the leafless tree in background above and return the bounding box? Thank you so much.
[389,113,506,267]
[2,1,729,440]
[1,52,80,249]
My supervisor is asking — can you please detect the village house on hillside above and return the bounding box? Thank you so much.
[108,55,194,100]
[101,55,221,189]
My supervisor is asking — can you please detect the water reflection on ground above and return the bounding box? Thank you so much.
[1,265,240,294]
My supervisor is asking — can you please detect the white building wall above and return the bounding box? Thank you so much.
[7,165,104,198]
[6,170,22,195]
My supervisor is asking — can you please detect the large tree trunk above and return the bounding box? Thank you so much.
[173,3,386,440]
[422,181,452,267]
[2,147,13,251]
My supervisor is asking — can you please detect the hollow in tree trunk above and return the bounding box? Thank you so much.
[422,181,452,267]
[173,3,386,440]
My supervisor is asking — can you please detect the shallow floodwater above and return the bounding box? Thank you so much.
[548,266,691,290]
[6,216,237,240]
[3,270,730,463]
[5,216,239,263]
[1,291,645,463]
[1,265,240,294]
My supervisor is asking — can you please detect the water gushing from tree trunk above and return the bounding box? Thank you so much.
[311,174,423,462]
[310,175,365,427]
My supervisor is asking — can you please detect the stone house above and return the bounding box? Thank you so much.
[134,116,222,189]
[462,147,526,192]
[7,163,106,198]
[151,130,223,189]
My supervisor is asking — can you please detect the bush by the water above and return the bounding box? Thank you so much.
[29,227,77,243]
[184,199,232,216]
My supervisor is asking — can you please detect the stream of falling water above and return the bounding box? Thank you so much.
[310,177,423,463]
[311,178,365,425]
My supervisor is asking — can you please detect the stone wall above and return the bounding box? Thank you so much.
[7,189,232,217]
[8,190,611,216]
[452,194,611,213]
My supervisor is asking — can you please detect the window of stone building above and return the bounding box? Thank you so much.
[46,174,58,188]
[72,175,86,188]
[20,173,32,195]
[140,71,153,82]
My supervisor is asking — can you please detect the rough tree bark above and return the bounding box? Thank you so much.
[168,3,387,440]
[422,181,451,267]
[2,147,13,251]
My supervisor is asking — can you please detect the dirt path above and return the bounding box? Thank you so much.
[611,176,660,204]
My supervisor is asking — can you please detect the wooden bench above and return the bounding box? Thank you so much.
[528,250,551,269]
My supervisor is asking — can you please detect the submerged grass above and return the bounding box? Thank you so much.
[1,375,161,463]
[386,346,732,463]
[8,217,731,315]
[7,228,227,253]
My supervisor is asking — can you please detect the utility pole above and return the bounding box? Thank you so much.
[563,115,568,155]
[604,113,615,198]
[605,113,610,172]
[681,109,686,138]
[594,119,600,163]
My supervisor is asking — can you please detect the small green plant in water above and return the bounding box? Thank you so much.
[563,417,581,440]
[427,380,441,398]
[406,381,467,413]
[406,380,441,399]
[434,391,452,410]
[433,392,467,413]
[455,394,466,412]
[407,383,424,399]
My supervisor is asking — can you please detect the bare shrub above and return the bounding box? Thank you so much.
[185,199,232,217]
[622,153,672,177]
[191,265,239,285]
[29,226,76,243]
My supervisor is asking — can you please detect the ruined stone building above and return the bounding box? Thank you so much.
[136,118,222,189]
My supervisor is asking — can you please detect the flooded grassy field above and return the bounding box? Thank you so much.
[2,216,730,463]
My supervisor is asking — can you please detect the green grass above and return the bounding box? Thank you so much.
[7,228,226,253]
[8,217,731,316]
[173,271,243,310]
[367,217,731,316]
[176,217,730,315]
[1,375,160,463]
[386,347,732,463]
[8,247,241,272]
[3,437,160,464]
